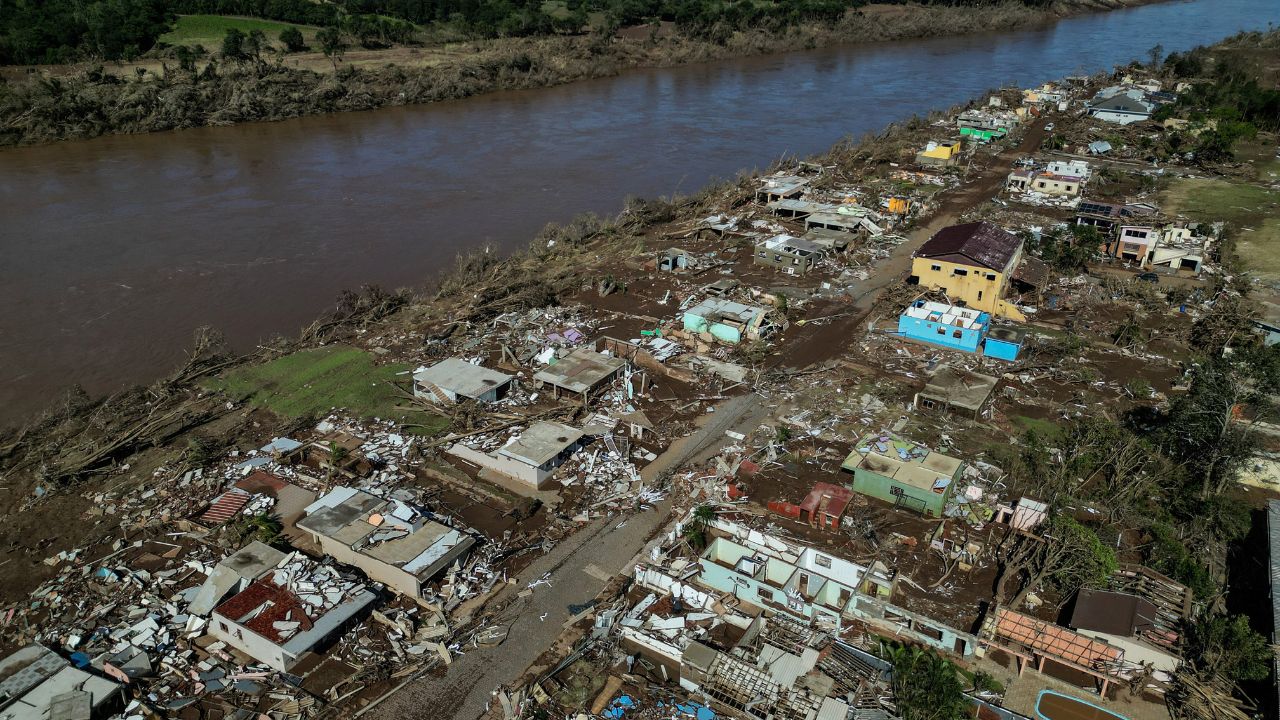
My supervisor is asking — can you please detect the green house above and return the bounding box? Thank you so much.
[959,127,1006,143]
[840,433,963,517]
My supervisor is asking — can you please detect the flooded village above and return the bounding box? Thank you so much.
[1,25,1279,720]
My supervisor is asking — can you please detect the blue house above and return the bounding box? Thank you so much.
[898,301,989,354]
[984,327,1026,361]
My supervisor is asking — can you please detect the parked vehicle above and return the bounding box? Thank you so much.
[1137,272,1160,283]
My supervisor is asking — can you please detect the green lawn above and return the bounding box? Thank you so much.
[1161,176,1280,281]
[160,14,320,49]
[206,346,447,433]
[1011,415,1062,439]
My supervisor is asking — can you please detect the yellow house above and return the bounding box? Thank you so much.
[912,221,1026,321]
[915,140,962,167]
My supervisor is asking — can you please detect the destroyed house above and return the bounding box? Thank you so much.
[413,358,514,404]
[675,637,852,720]
[1107,225,1157,263]
[912,221,1024,320]
[897,300,989,354]
[0,645,121,720]
[448,421,585,489]
[754,235,824,277]
[915,365,998,420]
[211,554,376,672]
[755,174,808,203]
[683,298,771,345]
[983,326,1025,361]
[532,347,626,403]
[1029,173,1081,197]
[982,608,1125,696]
[801,228,851,254]
[766,198,831,219]
[916,140,962,167]
[841,433,962,517]
[297,487,475,601]
[1069,589,1180,672]
[804,207,882,236]
[1075,200,1157,236]
[699,537,881,632]
[189,541,288,616]
[693,527,976,655]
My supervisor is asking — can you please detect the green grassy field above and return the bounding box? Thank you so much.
[160,14,320,49]
[1161,176,1280,281]
[206,346,447,433]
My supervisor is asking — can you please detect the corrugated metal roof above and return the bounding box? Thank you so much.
[916,221,1022,271]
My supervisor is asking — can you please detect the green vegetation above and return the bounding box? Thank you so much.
[1023,224,1098,274]
[1185,613,1272,683]
[0,0,172,63]
[225,511,285,546]
[205,345,445,431]
[882,643,969,720]
[1161,178,1280,280]
[2,0,1067,65]
[160,14,318,48]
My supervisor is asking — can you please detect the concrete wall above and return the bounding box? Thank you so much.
[898,315,984,353]
[849,467,948,517]
[447,443,547,488]
[1031,177,1079,196]
[912,257,1014,316]
[210,618,290,672]
[308,533,421,600]
[984,337,1021,361]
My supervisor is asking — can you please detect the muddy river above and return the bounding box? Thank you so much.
[1,0,1278,424]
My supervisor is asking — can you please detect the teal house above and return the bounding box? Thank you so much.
[682,298,770,345]
[840,433,963,517]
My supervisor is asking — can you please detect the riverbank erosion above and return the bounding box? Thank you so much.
[0,0,1161,147]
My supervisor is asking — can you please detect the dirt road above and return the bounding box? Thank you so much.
[369,394,763,720]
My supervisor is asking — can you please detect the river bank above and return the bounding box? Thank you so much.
[0,0,1162,148]
[4,0,1277,429]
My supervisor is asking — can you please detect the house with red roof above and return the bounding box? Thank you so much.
[210,553,376,672]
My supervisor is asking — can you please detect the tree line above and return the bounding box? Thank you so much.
[1,0,1073,65]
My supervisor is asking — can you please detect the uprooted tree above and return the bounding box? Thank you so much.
[993,512,1117,608]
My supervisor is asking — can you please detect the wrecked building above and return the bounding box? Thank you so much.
[413,358,514,404]
[897,300,990,354]
[683,298,774,345]
[532,347,627,403]
[297,487,475,601]
[448,421,585,489]
[753,234,825,277]
[210,554,377,672]
[916,140,962,167]
[0,644,123,720]
[914,365,999,420]
[841,433,963,517]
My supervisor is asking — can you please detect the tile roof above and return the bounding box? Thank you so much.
[198,488,251,526]
[994,609,1121,670]
[213,579,314,644]
[916,221,1022,271]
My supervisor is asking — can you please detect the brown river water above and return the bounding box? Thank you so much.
[2,0,1278,426]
